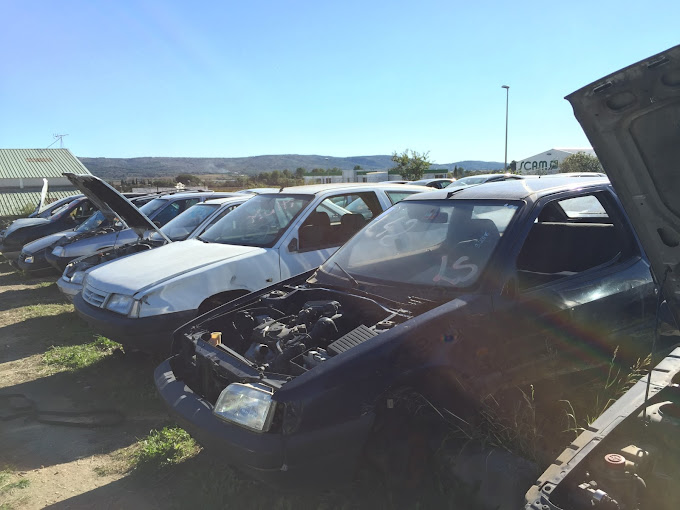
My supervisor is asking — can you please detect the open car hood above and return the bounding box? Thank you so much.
[566,44,680,327]
[64,173,169,242]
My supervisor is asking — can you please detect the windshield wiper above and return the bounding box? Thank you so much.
[334,262,359,288]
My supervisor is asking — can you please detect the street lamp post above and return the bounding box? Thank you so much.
[502,85,509,172]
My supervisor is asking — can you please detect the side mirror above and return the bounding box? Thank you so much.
[153,220,162,228]
[288,238,298,252]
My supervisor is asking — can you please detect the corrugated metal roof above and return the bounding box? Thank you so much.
[0,190,79,217]
[0,149,92,179]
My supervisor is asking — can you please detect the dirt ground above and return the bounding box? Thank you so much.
[0,261,543,510]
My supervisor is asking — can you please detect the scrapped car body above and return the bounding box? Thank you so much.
[57,195,250,300]
[74,183,429,351]
[525,44,680,510]
[154,177,658,488]
[0,195,97,262]
[17,193,156,272]
[45,183,237,272]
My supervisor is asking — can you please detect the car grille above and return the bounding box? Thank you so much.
[82,284,109,308]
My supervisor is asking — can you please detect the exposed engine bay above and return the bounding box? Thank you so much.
[64,240,161,279]
[171,286,421,403]
[543,382,680,510]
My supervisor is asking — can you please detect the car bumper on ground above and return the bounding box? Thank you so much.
[73,293,196,352]
[45,250,76,272]
[154,359,374,489]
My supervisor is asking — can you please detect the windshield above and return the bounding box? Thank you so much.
[153,203,219,241]
[139,198,168,218]
[199,194,312,247]
[315,199,521,300]
[75,211,109,232]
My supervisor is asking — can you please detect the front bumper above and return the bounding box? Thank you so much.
[17,249,54,272]
[73,293,196,353]
[154,359,374,489]
[56,277,81,301]
[45,250,76,272]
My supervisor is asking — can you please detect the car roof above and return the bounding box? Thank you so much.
[152,191,237,200]
[202,196,251,205]
[262,182,431,195]
[403,176,611,202]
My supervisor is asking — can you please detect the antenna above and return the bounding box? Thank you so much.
[47,134,69,149]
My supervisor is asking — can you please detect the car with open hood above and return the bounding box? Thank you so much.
[73,183,429,352]
[525,44,680,510]
[57,194,251,300]
[16,192,158,273]
[40,177,236,272]
[153,176,659,488]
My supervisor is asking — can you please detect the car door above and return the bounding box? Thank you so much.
[491,189,657,395]
[279,191,384,279]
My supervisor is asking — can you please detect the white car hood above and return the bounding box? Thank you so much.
[86,239,262,296]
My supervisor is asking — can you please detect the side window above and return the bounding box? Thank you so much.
[72,201,94,220]
[298,192,381,251]
[386,190,418,205]
[198,204,240,236]
[152,201,182,226]
[515,192,635,290]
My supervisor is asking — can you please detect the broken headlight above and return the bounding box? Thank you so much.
[105,294,136,316]
[213,383,277,432]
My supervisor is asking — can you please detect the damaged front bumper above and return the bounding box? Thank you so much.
[154,358,375,488]
[73,293,195,352]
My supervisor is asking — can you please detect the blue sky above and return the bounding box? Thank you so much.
[1,0,678,164]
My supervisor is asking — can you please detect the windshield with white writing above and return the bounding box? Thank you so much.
[315,200,521,299]
[199,194,312,247]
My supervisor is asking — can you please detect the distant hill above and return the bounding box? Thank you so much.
[78,155,505,180]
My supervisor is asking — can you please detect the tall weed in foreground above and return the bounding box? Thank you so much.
[561,347,651,439]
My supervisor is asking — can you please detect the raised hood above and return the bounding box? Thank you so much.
[566,44,680,327]
[64,173,169,242]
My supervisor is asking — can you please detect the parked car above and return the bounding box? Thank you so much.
[525,44,680,510]
[16,193,156,273]
[58,195,250,300]
[28,193,84,219]
[43,177,237,272]
[73,183,429,351]
[408,178,457,188]
[153,176,658,488]
[0,195,98,262]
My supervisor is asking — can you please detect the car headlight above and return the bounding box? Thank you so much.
[105,294,136,315]
[70,271,86,284]
[213,383,277,432]
[24,255,34,264]
[52,246,65,257]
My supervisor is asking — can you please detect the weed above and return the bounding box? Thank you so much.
[130,427,200,470]
[0,470,30,494]
[561,348,651,439]
[43,335,121,370]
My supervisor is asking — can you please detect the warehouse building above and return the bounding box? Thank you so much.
[515,148,596,175]
[0,149,92,217]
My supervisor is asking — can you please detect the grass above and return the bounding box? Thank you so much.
[129,427,200,470]
[0,469,30,510]
[43,335,122,370]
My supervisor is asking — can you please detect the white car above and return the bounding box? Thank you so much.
[73,183,429,351]
[57,195,251,300]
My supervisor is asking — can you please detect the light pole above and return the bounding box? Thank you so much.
[502,85,509,172]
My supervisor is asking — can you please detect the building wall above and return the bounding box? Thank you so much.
[516,148,595,175]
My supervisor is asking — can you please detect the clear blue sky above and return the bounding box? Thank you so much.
[1,0,677,164]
